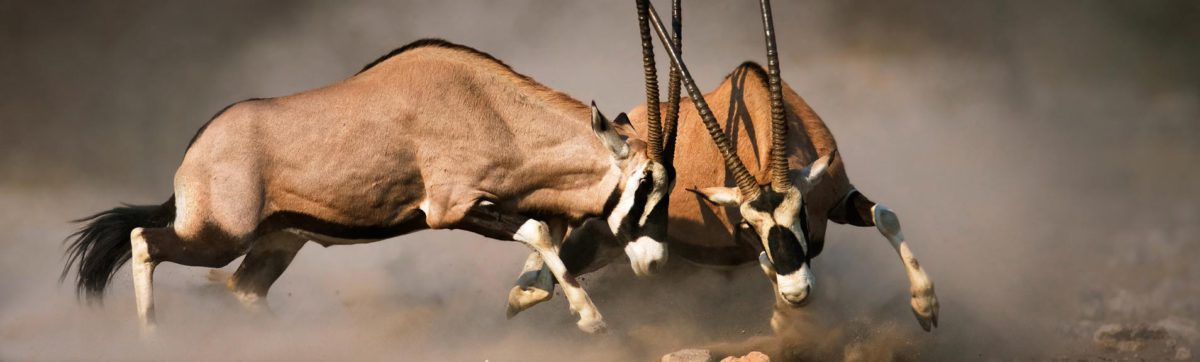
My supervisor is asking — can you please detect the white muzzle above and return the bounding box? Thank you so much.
[777,264,814,305]
[624,236,667,277]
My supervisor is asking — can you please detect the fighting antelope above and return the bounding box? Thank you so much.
[507,0,940,333]
[62,39,677,334]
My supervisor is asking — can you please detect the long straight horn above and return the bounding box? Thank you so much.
[647,2,759,198]
[759,0,791,191]
[636,0,662,163]
[661,0,683,171]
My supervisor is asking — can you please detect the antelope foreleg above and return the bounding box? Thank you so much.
[512,220,607,333]
[454,207,605,333]
[872,204,940,331]
[506,252,554,318]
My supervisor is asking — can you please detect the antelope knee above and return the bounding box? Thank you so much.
[872,204,904,240]
[514,220,552,248]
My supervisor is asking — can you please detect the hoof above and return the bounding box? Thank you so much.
[505,285,551,319]
[577,316,608,334]
[138,322,158,341]
[911,289,940,332]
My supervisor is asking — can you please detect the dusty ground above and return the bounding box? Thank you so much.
[1,1,1198,361]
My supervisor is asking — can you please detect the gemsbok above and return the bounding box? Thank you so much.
[62,38,679,334]
[506,0,940,333]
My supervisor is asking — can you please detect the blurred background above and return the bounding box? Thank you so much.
[1,1,1197,360]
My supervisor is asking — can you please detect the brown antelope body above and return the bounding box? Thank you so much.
[631,62,939,332]
[507,0,939,334]
[63,39,678,334]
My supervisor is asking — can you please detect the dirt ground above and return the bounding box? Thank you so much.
[1,1,1197,360]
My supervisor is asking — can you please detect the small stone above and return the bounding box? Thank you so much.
[662,349,712,362]
[720,351,769,362]
[1094,323,1170,352]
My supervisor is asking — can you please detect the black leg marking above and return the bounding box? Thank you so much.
[143,226,247,268]
[829,190,876,227]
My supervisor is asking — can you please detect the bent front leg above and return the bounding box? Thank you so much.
[454,207,606,333]
[507,252,555,318]
[833,189,939,331]
[506,218,626,318]
[872,203,939,331]
[506,219,567,318]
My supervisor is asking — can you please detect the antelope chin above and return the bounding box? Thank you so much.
[625,236,667,277]
[777,264,814,306]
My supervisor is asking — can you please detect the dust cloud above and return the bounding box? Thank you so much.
[1,1,1197,360]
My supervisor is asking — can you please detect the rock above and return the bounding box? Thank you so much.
[1175,347,1192,361]
[661,349,769,362]
[662,349,712,362]
[1093,323,1170,352]
[720,351,769,362]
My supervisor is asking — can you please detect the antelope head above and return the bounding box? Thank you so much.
[645,0,832,305]
[590,102,673,277]
[593,0,687,277]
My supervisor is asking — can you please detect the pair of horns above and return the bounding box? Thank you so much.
[635,0,681,171]
[640,0,790,197]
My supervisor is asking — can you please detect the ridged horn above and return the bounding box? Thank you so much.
[635,0,662,164]
[661,0,682,172]
[647,2,759,198]
[759,0,791,191]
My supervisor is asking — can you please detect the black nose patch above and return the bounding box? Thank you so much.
[766,225,805,275]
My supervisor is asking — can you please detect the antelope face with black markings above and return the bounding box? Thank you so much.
[691,154,831,306]
[591,106,674,277]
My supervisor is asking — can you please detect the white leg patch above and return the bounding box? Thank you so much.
[129,228,158,334]
[513,219,606,333]
[513,220,551,248]
[872,204,939,330]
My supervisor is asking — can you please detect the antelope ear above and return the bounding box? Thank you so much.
[611,112,638,137]
[613,112,633,128]
[592,102,630,159]
[687,186,742,206]
[798,150,836,191]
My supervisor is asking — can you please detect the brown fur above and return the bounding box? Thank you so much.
[174,40,629,253]
[626,62,854,265]
[92,39,676,333]
[509,60,937,334]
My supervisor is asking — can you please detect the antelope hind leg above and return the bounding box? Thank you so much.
[225,231,306,313]
[129,225,250,335]
[129,227,159,335]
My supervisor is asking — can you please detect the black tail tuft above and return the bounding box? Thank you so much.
[62,196,175,302]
